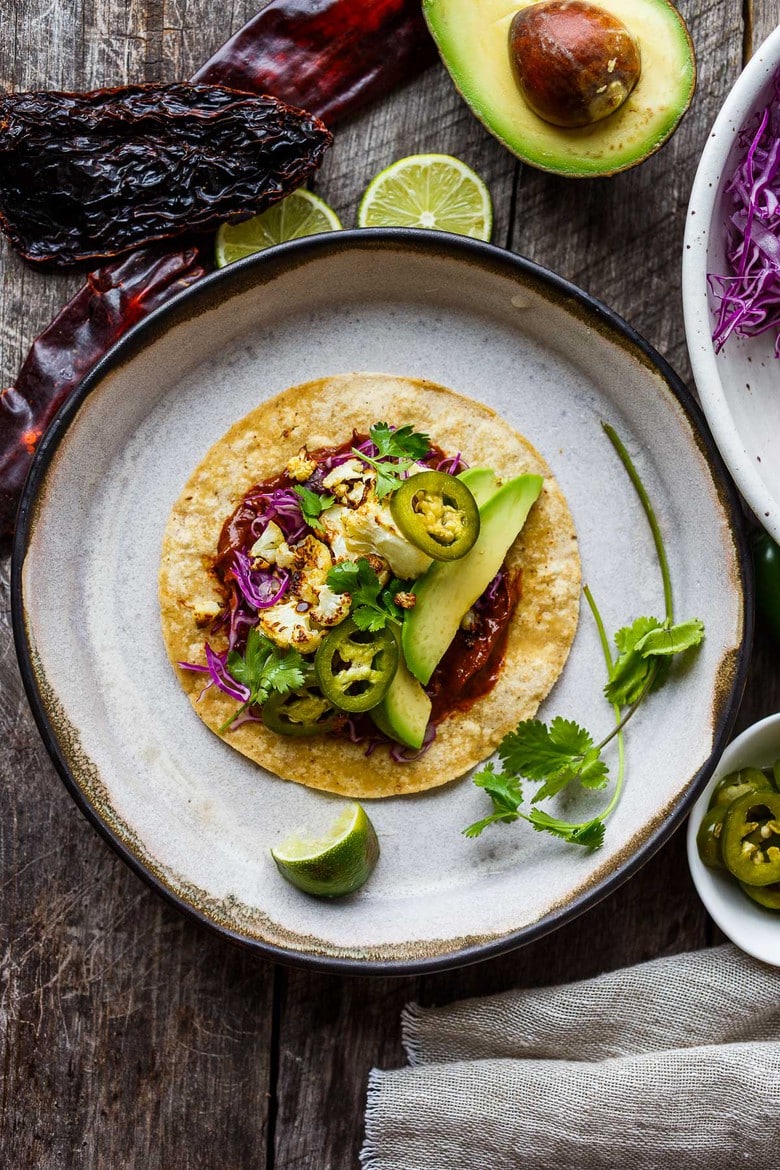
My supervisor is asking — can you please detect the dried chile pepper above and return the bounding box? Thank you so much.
[0,0,436,537]
[0,84,332,267]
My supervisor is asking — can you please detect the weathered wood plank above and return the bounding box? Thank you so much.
[0,4,274,1168]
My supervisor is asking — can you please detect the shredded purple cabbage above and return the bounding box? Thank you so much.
[435,452,468,474]
[474,570,505,613]
[231,550,290,611]
[245,487,307,544]
[178,644,249,703]
[710,72,780,355]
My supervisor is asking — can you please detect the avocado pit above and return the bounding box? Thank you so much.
[509,0,641,129]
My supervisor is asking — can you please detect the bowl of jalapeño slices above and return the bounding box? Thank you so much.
[688,712,780,964]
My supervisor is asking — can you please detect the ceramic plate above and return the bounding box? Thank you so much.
[12,231,751,973]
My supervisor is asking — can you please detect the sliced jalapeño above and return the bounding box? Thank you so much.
[390,470,480,561]
[314,618,398,713]
[262,685,336,737]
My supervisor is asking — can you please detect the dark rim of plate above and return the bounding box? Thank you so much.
[11,228,754,977]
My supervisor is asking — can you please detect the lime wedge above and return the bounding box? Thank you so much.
[357,154,493,240]
[215,189,343,267]
[271,802,379,898]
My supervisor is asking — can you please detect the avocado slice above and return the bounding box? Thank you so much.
[423,0,695,177]
[371,652,433,750]
[370,467,499,748]
[457,466,499,506]
[403,474,543,685]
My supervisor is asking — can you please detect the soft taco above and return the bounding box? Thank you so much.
[159,373,580,798]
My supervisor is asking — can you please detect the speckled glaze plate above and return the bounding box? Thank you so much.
[12,231,751,973]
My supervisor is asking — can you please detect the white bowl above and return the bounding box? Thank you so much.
[687,713,780,965]
[683,25,780,542]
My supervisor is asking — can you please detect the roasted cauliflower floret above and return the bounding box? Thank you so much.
[289,535,334,604]
[322,458,374,507]
[342,499,432,579]
[250,521,295,569]
[286,447,317,482]
[257,600,323,653]
[319,505,351,561]
[311,584,352,627]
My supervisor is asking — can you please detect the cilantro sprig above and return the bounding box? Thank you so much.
[327,557,407,632]
[352,422,431,498]
[293,484,335,531]
[464,422,705,850]
[220,627,306,733]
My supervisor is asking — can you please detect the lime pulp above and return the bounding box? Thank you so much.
[215,189,343,267]
[357,153,493,240]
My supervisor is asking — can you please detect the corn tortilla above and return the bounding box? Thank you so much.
[159,373,580,798]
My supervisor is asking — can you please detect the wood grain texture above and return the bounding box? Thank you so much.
[0,2,776,1168]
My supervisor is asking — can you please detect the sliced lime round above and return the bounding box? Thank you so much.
[357,153,492,240]
[215,189,343,267]
[270,802,379,898]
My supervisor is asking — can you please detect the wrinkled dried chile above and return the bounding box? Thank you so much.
[0,0,436,536]
[0,85,332,266]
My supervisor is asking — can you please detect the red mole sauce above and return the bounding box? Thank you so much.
[211,432,521,727]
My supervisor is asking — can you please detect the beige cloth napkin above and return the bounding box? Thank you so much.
[361,945,780,1169]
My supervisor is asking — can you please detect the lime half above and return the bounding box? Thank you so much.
[358,154,493,240]
[271,802,379,898]
[215,189,343,267]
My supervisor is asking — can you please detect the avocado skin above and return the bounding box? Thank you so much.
[423,0,696,178]
[403,474,543,686]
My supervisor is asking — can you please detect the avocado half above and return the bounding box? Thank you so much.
[423,0,696,177]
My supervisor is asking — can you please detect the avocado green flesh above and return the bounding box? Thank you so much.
[403,474,543,685]
[457,466,499,506]
[370,467,498,749]
[423,0,696,177]
[371,654,433,750]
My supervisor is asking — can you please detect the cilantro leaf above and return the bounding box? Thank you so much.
[498,717,594,780]
[326,558,402,631]
[604,616,664,706]
[293,485,334,531]
[327,560,365,594]
[528,810,605,851]
[352,422,431,499]
[605,615,705,706]
[636,618,705,657]
[224,628,306,730]
[369,422,430,462]
[351,606,388,633]
[463,764,523,837]
[474,762,523,814]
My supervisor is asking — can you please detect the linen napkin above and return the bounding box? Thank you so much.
[361,945,780,1169]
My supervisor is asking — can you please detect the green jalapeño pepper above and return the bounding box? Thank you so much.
[708,766,774,810]
[314,618,398,713]
[739,881,780,911]
[721,790,780,886]
[696,805,726,870]
[262,685,336,736]
[390,470,480,561]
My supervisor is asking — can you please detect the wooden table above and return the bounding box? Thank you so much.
[1,2,778,1165]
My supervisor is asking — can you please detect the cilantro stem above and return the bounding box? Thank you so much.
[218,699,250,734]
[602,422,674,623]
[584,585,625,822]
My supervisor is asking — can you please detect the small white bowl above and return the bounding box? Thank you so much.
[687,713,780,965]
[683,25,780,542]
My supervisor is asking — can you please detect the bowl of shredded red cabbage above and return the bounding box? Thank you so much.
[683,23,780,544]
